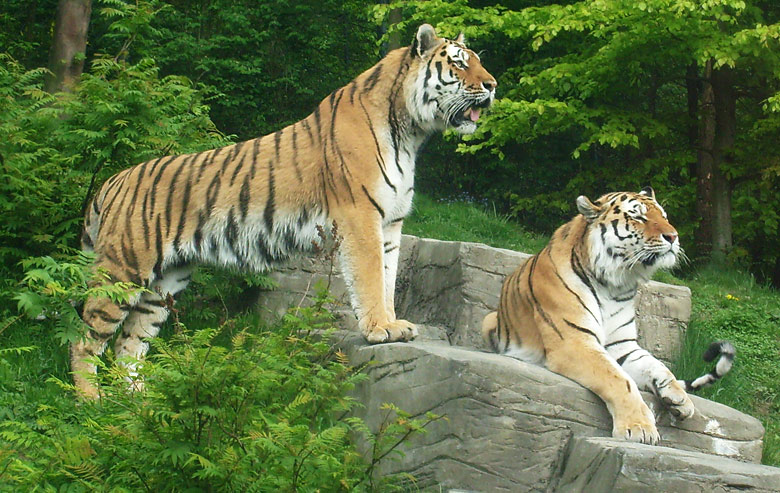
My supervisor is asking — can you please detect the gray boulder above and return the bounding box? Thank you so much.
[256,235,777,491]
[555,437,780,493]
[259,235,690,362]
[335,334,768,492]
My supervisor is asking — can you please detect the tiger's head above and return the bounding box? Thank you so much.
[407,24,497,135]
[576,187,682,286]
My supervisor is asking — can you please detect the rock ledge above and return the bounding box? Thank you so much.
[257,235,777,491]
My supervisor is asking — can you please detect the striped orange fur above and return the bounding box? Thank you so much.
[483,189,733,444]
[72,24,497,398]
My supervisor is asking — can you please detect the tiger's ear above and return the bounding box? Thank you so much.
[455,32,466,44]
[413,24,439,57]
[576,195,601,221]
[640,186,656,199]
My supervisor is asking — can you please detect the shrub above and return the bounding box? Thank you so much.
[12,252,146,346]
[0,55,76,274]
[1,290,441,491]
[3,243,441,491]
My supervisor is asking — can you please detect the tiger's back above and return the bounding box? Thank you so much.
[83,134,329,282]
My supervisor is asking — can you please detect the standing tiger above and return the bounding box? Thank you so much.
[482,189,734,444]
[73,24,497,398]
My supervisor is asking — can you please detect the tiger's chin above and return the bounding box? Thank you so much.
[451,119,478,134]
[655,251,680,270]
[612,249,680,288]
[632,250,679,278]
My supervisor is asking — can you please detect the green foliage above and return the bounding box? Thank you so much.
[105,0,379,139]
[93,316,365,491]
[11,253,147,346]
[348,402,446,492]
[0,55,79,271]
[0,0,58,66]
[380,0,780,154]
[1,297,440,491]
[58,55,229,176]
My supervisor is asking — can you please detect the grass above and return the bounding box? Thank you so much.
[407,194,780,467]
[404,194,548,253]
[673,265,780,466]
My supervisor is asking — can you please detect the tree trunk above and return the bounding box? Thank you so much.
[693,60,736,264]
[24,0,40,44]
[387,7,403,51]
[694,60,716,259]
[44,0,92,93]
[685,63,699,150]
[643,75,658,159]
[711,65,735,263]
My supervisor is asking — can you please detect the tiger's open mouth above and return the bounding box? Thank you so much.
[450,97,492,128]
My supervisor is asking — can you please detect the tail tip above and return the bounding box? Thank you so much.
[703,340,735,362]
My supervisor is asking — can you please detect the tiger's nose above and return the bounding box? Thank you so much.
[482,79,497,92]
[662,233,678,244]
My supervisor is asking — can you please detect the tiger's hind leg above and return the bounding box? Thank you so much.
[72,292,135,399]
[114,265,192,391]
[113,291,169,392]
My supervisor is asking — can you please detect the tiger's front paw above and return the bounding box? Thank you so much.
[613,404,660,445]
[363,319,418,344]
[655,379,695,419]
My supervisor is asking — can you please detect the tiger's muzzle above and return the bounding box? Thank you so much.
[449,93,494,130]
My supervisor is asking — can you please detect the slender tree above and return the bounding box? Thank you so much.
[44,0,92,93]
[695,60,717,258]
[710,64,737,262]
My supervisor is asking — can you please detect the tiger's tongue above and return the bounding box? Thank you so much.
[468,108,481,122]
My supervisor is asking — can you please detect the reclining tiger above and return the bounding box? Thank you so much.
[482,188,734,444]
[73,24,497,398]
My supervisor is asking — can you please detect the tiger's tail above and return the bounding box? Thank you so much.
[681,341,736,392]
[482,311,499,352]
